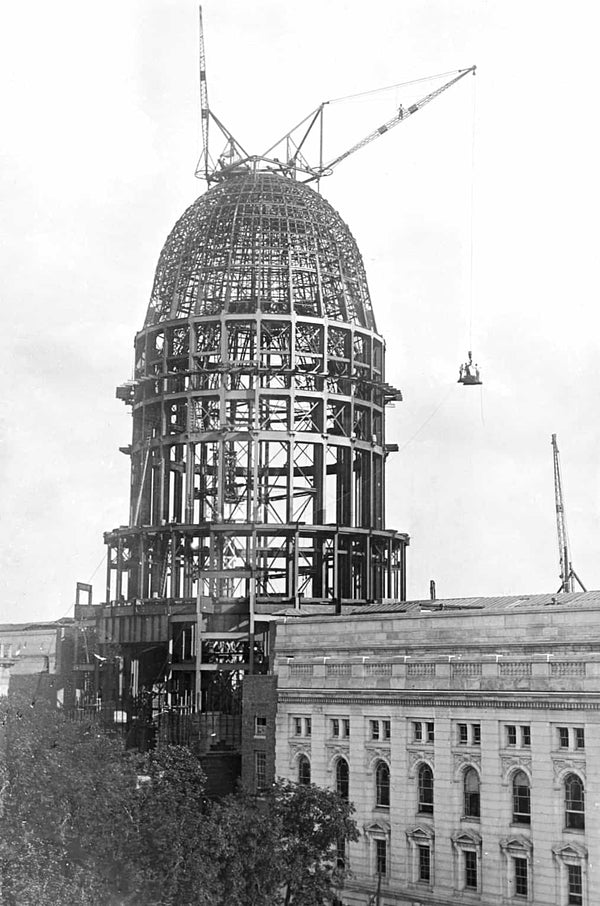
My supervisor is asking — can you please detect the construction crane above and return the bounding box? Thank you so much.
[194,6,475,185]
[551,433,586,593]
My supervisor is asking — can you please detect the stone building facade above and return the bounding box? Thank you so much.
[271,592,600,906]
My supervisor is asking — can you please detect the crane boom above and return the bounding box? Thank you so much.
[551,433,586,593]
[196,6,211,181]
[318,65,476,176]
[193,9,475,185]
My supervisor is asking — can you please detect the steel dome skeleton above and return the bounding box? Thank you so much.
[102,11,474,728]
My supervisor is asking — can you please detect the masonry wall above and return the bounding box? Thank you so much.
[242,674,278,793]
[274,600,600,906]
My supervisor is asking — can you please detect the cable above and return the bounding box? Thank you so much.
[396,385,455,455]
[468,71,477,349]
[326,69,465,105]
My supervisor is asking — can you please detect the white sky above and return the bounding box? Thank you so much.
[1,0,599,623]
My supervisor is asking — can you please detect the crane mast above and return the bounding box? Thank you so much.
[194,7,475,185]
[551,433,586,593]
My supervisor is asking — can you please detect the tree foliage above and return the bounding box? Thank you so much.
[0,694,358,906]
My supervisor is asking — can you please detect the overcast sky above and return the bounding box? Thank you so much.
[1,0,599,623]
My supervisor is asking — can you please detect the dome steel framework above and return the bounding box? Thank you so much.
[102,169,407,719]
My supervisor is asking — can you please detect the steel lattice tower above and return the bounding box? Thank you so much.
[104,167,407,716]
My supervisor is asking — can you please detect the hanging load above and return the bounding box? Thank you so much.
[458,351,482,386]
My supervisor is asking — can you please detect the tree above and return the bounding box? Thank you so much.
[210,781,359,905]
[0,693,140,905]
[0,695,359,906]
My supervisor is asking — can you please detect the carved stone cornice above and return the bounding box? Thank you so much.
[278,690,600,711]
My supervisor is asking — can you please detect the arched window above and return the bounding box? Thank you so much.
[564,773,585,830]
[336,758,349,801]
[512,771,531,825]
[418,764,434,814]
[298,755,311,786]
[375,761,390,808]
[463,767,480,818]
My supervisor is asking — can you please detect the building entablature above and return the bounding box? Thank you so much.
[275,650,600,694]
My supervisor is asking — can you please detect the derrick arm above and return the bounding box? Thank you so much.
[317,65,476,176]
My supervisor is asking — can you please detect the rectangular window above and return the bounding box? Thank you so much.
[305,717,311,737]
[255,751,267,790]
[472,724,481,746]
[506,725,517,746]
[413,721,423,742]
[426,722,435,743]
[418,845,431,882]
[558,727,570,748]
[521,726,531,747]
[465,850,478,890]
[514,857,528,897]
[375,839,387,876]
[254,716,267,737]
[458,723,468,744]
[575,728,585,750]
[342,718,351,738]
[370,719,380,741]
[382,719,391,740]
[567,864,583,905]
[336,838,346,870]
[294,717,303,736]
[331,718,340,737]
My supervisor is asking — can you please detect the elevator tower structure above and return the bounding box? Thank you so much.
[105,168,407,713]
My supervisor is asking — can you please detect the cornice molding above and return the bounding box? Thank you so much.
[278,690,600,711]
